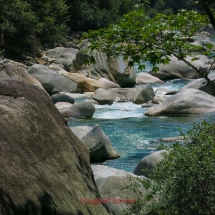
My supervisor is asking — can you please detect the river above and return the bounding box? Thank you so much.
[68,62,215,172]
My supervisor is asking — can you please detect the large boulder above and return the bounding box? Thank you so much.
[107,56,136,87]
[181,73,215,96]
[28,64,78,93]
[136,72,164,84]
[73,51,136,87]
[0,78,112,215]
[59,71,102,91]
[45,47,79,71]
[133,150,166,177]
[101,85,155,104]
[59,101,95,118]
[145,88,215,116]
[149,55,207,79]
[92,165,148,215]
[93,88,114,105]
[70,126,93,139]
[51,93,75,104]
[71,125,120,162]
[98,78,120,90]
[78,80,96,93]
[0,59,43,90]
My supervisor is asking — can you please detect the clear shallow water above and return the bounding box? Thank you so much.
[69,108,215,172]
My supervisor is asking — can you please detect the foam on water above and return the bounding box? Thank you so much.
[94,102,146,119]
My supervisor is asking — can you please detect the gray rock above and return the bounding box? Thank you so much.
[59,101,95,118]
[51,93,75,104]
[133,150,166,177]
[0,78,112,215]
[29,64,78,93]
[93,88,114,105]
[46,47,79,71]
[80,125,120,162]
[92,165,148,215]
[108,55,136,87]
[70,126,93,139]
[106,85,155,104]
[136,72,163,84]
[145,88,215,116]
[73,51,136,87]
[0,60,44,90]
[181,73,215,96]
[149,55,207,79]
[98,78,121,90]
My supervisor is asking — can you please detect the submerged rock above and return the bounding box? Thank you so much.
[0,78,112,215]
[145,88,215,116]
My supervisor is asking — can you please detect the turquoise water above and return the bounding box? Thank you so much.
[69,51,215,172]
[69,106,215,172]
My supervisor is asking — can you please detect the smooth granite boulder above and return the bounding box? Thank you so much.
[98,78,120,90]
[181,73,215,96]
[29,64,78,93]
[145,88,215,116]
[136,72,164,84]
[55,102,73,109]
[70,126,93,139]
[93,88,114,105]
[73,51,136,87]
[78,80,96,93]
[78,125,120,162]
[0,59,44,90]
[107,55,136,87]
[0,78,112,215]
[105,85,155,104]
[149,55,207,79]
[46,47,79,71]
[59,101,95,118]
[92,165,148,215]
[51,93,75,104]
[133,150,166,177]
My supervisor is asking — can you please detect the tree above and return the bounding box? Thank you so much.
[83,8,215,84]
[124,121,215,215]
[0,0,70,55]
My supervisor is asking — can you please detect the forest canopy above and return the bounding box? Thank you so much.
[0,0,214,56]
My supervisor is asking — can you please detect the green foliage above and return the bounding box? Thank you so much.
[0,0,69,54]
[67,0,139,31]
[124,121,215,215]
[83,9,215,83]
[145,121,215,215]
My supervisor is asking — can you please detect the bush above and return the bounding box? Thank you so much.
[125,121,215,215]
